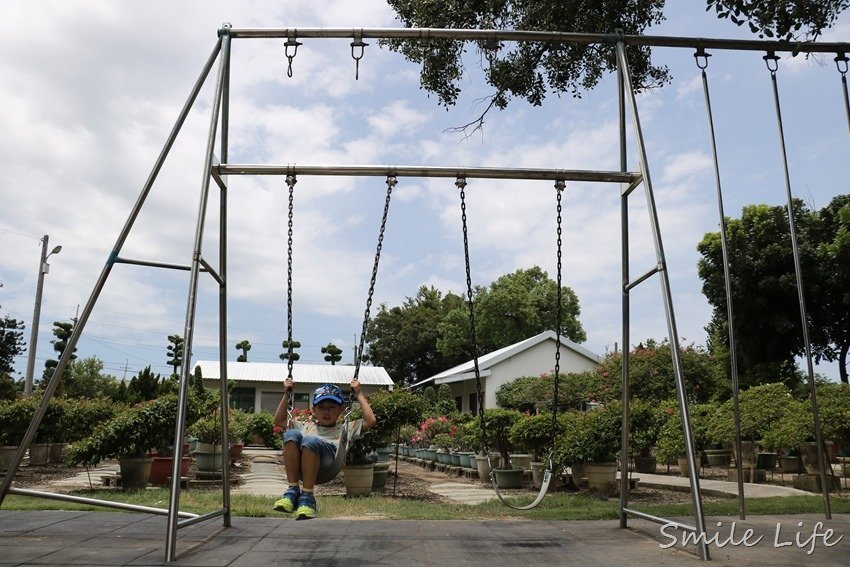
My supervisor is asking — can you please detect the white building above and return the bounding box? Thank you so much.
[193,361,394,414]
[410,330,601,413]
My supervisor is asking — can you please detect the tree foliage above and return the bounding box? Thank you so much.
[64,356,121,400]
[384,0,669,131]
[166,334,184,377]
[127,365,162,404]
[697,197,850,385]
[321,343,343,365]
[437,266,586,358]
[235,339,251,362]
[280,339,301,362]
[366,286,466,385]
[42,321,76,395]
[706,0,850,41]
[0,307,26,377]
[384,1,849,129]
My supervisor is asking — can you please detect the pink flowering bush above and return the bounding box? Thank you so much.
[410,416,457,447]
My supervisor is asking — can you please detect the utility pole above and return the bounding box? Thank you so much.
[23,235,62,397]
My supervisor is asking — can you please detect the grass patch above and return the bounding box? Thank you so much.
[3,489,848,520]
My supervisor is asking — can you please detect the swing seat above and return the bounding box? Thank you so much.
[313,421,351,485]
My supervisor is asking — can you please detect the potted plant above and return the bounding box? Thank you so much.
[509,412,565,489]
[189,415,225,472]
[66,394,202,489]
[481,409,524,488]
[656,401,712,478]
[228,409,251,460]
[628,398,664,473]
[0,399,34,472]
[554,402,621,493]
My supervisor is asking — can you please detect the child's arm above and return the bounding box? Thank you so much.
[273,377,294,429]
[351,378,376,431]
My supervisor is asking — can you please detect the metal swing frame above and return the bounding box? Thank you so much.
[1,24,846,563]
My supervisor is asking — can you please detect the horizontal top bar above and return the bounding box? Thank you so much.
[216,164,640,183]
[225,27,850,54]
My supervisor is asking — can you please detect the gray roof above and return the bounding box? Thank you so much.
[194,361,394,387]
[410,330,600,388]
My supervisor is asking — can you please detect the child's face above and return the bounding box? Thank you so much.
[313,400,344,426]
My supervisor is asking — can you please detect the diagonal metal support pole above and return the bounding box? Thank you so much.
[615,36,710,561]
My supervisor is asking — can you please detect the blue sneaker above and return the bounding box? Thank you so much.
[273,486,300,513]
[295,491,317,520]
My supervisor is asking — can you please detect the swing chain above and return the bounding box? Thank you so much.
[551,180,565,446]
[836,52,849,76]
[284,35,302,78]
[763,51,779,74]
[351,32,369,81]
[285,174,296,416]
[693,47,711,70]
[456,176,488,457]
[354,175,397,383]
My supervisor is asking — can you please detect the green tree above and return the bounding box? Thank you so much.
[235,339,251,362]
[437,266,586,358]
[65,357,120,400]
[811,195,850,383]
[127,366,161,403]
[435,383,457,415]
[706,0,849,41]
[1,307,25,400]
[166,334,184,378]
[280,339,301,362]
[385,1,848,129]
[597,339,725,403]
[697,199,843,387]
[192,364,206,398]
[384,0,669,131]
[366,286,465,385]
[42,321,77,396]
[321,343,343,365]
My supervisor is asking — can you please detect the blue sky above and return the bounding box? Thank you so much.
[1,1,847,382]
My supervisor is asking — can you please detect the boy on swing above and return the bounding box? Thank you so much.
[272,378,376,519]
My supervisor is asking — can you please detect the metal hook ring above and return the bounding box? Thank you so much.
[455,176,467,190]
[763,52,779,73]
[836,53,849,75]
[693,48,711,70]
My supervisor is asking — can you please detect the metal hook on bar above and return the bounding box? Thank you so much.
[350,31,369,80]
[835,52,849,75]
[694,47,711,70]
[763,51,779,74]
[284,34,302,78]
[554,179,565,192]
[455,175,467,190]
[386,174,398,188]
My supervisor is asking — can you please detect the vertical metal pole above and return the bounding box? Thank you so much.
[616,41,709,561]
[23,236,49,397]
[616,33,631,529]
[836,55,850,137]
[0,38,223,507]
[165,28,231,561]
[697,57,745,519]
[765,57,831,518]
[219,23,232,529]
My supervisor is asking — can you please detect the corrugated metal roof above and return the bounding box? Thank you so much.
[410,330,600,388]
[194,361,394,387]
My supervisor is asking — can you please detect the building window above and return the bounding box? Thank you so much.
[455,396,463,412]
[229,387,255,412]
[468,393,478,416]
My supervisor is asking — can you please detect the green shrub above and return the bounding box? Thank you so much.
[553,402,622,466]
[509,412,566,459]
[247,412,281,449]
